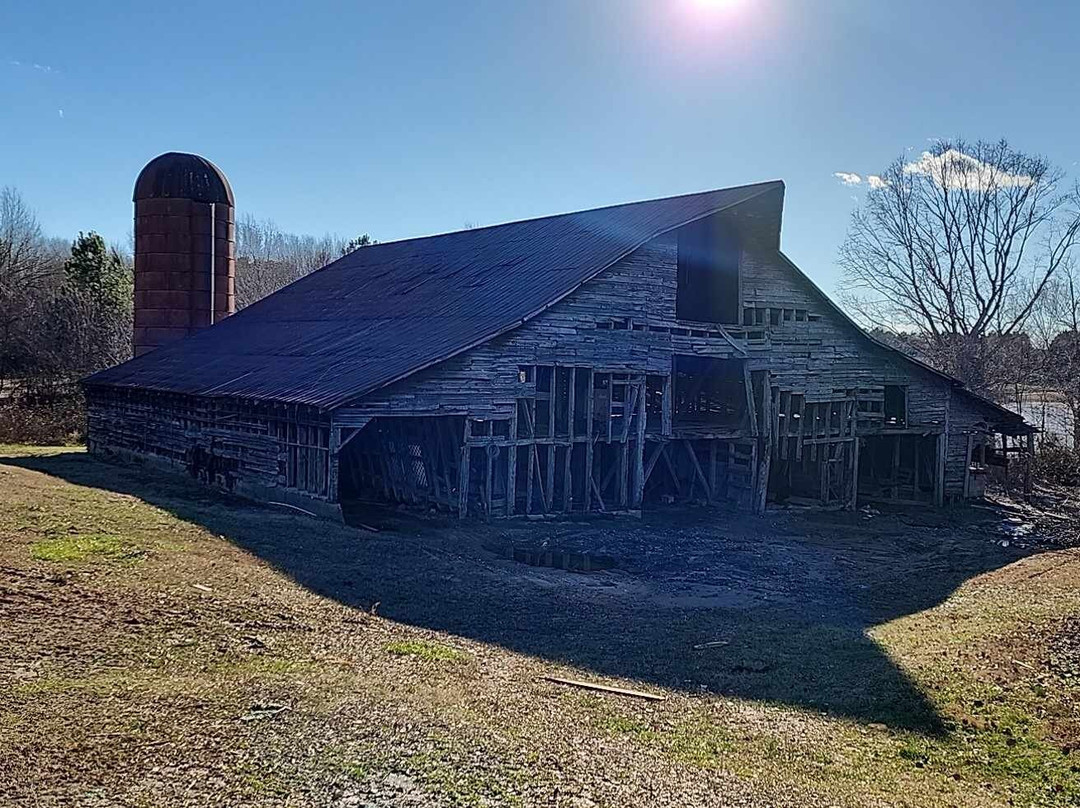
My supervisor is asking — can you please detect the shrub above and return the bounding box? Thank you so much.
[1032,434,1080,487]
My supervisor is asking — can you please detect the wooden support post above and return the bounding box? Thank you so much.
[506,410,518,517]
[754,371,771,514]
[328,427,341,503]
[545,444,556,512]
[584,369,595,512]
[660,443,683,498]
[849,435,860,511]
[484,446,494,516]
[662,373,672,437]
[526,444,536,514]
[684,439,712,502]
[709,440,718,504]
[564,369,575,512]
[633,378,646,507]
[935,394,950,506]
[744,364,759,436]
[458,419,472,518]
[643,441,664,486]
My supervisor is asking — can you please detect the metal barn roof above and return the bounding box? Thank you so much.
[86,181,784,409]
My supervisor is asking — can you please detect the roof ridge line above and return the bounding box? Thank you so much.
[337,180,786,254]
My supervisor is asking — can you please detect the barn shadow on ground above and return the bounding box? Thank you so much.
[5,450,1040,735]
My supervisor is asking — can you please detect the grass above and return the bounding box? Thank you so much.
[3,445,1080,807]
[385,640,468,663]
[30,532,143,563]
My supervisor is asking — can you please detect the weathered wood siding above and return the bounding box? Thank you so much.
[85,386,338,515]
[345,188,997,501]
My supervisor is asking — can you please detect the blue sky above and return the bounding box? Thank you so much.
[2,0,1078,295]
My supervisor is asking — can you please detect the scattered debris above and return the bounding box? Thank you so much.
[191,584,212,593]
[486,540,616,573]
[268,501,318,518]
[239,703,290,722]
[542,676,666,702]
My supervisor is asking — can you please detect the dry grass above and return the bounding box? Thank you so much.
[1,445,1079,807]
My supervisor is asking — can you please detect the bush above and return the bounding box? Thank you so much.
[1033,434,1080,488]
[0,392,85,445]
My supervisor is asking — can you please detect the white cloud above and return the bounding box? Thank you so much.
[7,59,59,74]
[903,148,1033,191]
[833,172,862,186]
[867,175,888,189]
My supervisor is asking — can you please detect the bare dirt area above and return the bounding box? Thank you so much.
[2,446,1080,807]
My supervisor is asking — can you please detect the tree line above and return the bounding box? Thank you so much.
[0,187,372,441]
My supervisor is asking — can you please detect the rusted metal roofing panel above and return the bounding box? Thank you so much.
[85,182,784,409]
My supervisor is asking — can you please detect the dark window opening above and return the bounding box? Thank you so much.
[676,216,740,323]
[884,385,907,427]
[672,355,747,432]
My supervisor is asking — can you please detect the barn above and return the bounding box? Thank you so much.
[83,156,1032,520]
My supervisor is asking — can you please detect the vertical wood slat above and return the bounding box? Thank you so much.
[458,419,472,517]
[563,367,575,512]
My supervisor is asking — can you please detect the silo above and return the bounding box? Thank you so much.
[132,152,235,356]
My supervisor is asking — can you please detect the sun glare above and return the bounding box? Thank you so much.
[691,0,743,11]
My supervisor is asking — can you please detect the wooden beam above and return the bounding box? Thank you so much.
[643,441,664,486]
[661,373,672,437]
[506,408,518,516]
[744,364,758,436]
[633,378,646,507]
[584,369,595,512]
[458,419,472,518]
[684,439,712,502]
[563,370,575,512]
[754,371,771,514]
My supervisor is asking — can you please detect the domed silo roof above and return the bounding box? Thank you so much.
[133,152,234,205]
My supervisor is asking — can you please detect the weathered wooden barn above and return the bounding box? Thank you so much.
[84,174,1032,520]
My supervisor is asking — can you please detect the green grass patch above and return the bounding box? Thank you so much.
[386,640,467,663]
[30,532,143,563]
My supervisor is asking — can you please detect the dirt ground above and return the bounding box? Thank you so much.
[2,446,1079,807]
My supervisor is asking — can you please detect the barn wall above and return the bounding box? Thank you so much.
[342,189,1002,506]
[85,386,339,517]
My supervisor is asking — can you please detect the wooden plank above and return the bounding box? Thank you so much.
[542,676,666,702]
[563,370,575,512]
[643,441,664,486]
[754,371,771,514]
[484,445,494,516]
[935,394,949,506]
[458,419,472,517]
[584,369,595,512]
[661,373,672,436]
[633,378,646,507]
[744,364,759,436]
[684,439,712,501]
[526,443,536,514]
[545,443,556,512]
[506,408,518,516]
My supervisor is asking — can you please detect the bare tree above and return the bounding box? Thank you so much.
[1028,266,1080,447]
[235,215,360,308]
[839,139,1080,394]
[0,188,67,396]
